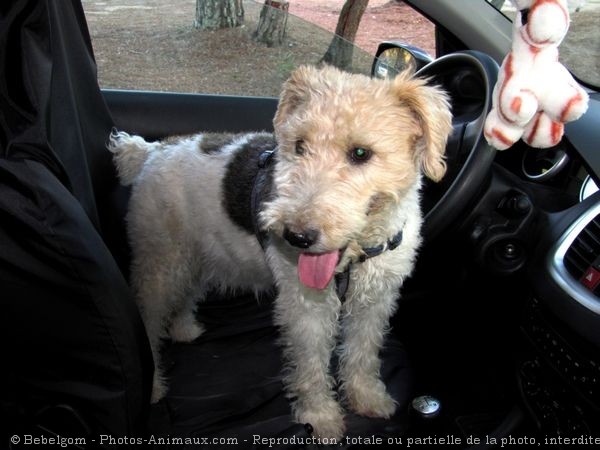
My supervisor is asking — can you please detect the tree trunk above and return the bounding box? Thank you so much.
[194,0,244,30]
[321,0,369,70]
[253,0,289,47]
[490,0,504,10]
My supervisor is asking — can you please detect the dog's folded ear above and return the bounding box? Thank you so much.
[274,65,317,131]
[392,72,453,182]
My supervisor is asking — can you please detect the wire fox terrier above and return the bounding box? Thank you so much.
[109,65,452,439]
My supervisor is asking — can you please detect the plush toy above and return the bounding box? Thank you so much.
[484,0,589,150]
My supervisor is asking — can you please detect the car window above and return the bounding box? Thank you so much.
[82,0,435,97]
[484,0,600,89]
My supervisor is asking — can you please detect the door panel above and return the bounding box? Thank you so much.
[103,90,279,140]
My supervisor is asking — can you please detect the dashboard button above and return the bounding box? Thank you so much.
[580,266,600,290]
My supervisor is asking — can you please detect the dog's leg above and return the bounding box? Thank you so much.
[131,247,198,403]
[146,333,168,404]
[134,276,172,404]
[338,276,399,419]
[169,293,205,343]
[274,284,345,440]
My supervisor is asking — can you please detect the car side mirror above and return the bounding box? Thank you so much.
[372,42,433,79]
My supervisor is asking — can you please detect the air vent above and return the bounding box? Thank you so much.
[564,215,600,285]
[550,203,600,316]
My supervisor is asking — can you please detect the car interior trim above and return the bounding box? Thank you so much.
[521,148,570,181]
[549,200,600,316]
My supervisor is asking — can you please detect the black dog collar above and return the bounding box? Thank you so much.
[334,229,403,302]
[251,149,276,249]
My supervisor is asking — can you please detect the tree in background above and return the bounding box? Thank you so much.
[322,0,369,70]
[194,0,244,30]
[490,0,505,10]
[254,0,289,47]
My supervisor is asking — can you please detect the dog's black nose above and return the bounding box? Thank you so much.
[283,227,319,249]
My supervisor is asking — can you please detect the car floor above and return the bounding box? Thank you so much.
[394,244,530,443]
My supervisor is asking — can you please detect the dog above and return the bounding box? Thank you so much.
[108,64,452,440]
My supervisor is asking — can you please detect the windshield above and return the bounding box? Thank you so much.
[83,0,376,97]
[486,0,600,89]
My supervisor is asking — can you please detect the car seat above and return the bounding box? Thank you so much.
[0,0,152,442]
[0,1,415,447]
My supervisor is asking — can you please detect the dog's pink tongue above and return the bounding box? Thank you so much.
[298,251,339,290]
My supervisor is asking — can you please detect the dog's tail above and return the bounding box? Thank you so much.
[108,130,157,185]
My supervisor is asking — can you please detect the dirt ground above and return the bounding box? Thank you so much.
[82,0,597,96]
[289,0,435,56]
[82,0,434,97]
[561,10,600,87]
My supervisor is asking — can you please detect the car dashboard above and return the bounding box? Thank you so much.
[481,93,600,436]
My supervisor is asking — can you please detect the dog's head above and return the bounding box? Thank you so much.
[260,65,452,289]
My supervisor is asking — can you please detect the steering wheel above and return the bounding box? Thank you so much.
[415,51,499,240]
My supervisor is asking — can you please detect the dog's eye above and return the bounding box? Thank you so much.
[295,140,306,156]
[349,147,372,164]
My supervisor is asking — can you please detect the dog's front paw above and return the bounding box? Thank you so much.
[345,378,397,419]
[296,399,346,441]
[169,315,205,343]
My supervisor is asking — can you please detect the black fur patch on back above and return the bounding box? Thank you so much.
[222,133,277,234]
[198,133,242,154]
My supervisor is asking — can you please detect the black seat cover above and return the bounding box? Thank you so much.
[0,0,152,442]
[159,293,414,448]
